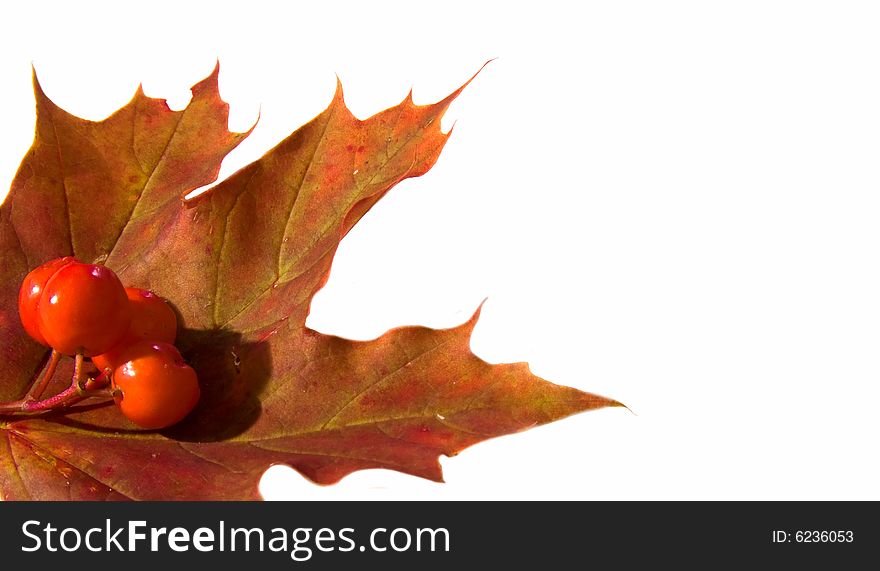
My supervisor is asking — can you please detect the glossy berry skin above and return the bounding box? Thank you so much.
[112,341,200,430]
[17,256,77,345]
[37,262,130,356]
[92,288,178,373]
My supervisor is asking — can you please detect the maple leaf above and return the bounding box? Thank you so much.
[0,64,622,500]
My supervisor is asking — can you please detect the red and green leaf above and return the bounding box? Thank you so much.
[0,65,621,500]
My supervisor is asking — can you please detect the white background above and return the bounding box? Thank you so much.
[1,1,879,500]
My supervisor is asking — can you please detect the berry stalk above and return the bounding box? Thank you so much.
[0,369,113,415]
[26,349,61,401]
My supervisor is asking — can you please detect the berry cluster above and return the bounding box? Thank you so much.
[15,257,200,429]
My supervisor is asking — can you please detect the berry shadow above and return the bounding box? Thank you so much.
[8,326,271,440]
[161,326,272,442]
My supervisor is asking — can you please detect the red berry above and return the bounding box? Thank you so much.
[111,341,200,430]
[38,262,130,356]
[92,287,177,373]
[17,256,77,345]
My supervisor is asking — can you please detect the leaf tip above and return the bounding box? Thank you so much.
[589,394,630,414]
[460,297,488,335]
[436,58,495,110]
[424,460,446,483]
[245,103,262,136]
[29,65,65,121]
[191,59,222,98]
[209,58,222,82]
[30,63,46,99]
[610,399,634,414]
[476,295,489,313]
[332,73,345,104]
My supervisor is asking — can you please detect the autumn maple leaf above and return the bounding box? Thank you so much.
[0,64,622,500]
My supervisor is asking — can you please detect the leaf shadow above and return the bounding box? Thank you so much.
[162,326,272,442]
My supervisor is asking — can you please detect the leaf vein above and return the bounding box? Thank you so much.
[48,114,75,256]
[7,428,136,500]
[176,442,246,474]
[275,102,337,281]
[319,335,453,430]
[213,166,261,325]
[3,429,31,500]
[107,105,187,260]
[244,440,423,471]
